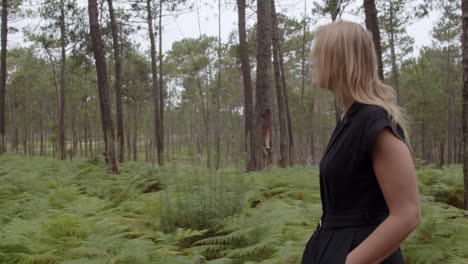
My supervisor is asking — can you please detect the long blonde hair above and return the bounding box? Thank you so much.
[309,20,412,153]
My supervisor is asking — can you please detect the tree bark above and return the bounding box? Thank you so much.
[415,64,428,163]
[159,0,165,163]
[215,0,221,170]
[389,26,401,105]
[253,0,273,170]
[107,0,125,163]
[278,32,294,166]
[146,0,164,166]
[84,99,89,156]
[59,0,66,160]
[88,0,119,173]
[300,0,307,165]
[364,0,384,80]
[461,0,468,210]
[271,0,288,168]
[236,0,254,171]
[126,109,131,161]
[329,7,341,124]
[133,104,138,161]
[438,136,445,168]
[0,0,7,154]
[445,48,456,164]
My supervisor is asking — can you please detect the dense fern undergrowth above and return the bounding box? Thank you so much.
[0,154,466,264]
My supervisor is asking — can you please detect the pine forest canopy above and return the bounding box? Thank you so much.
[0,0,465,185]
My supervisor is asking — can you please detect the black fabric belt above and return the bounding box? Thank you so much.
[317,207,390,230]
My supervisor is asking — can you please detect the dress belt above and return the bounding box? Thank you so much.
[311,207,389,261]
[318,207,390,230]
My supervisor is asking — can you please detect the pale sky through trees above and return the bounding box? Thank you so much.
[8,0,436,57]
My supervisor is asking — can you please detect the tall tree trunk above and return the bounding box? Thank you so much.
[253,0,273,170]
[192,60,211,168]
[329,6,341,123]
[146,0,164,166]
[389,28,401,105]
[270,85,277,164]
[308,98,317,165]
[88,0,119,173]
[438,136,445,168]
[445,48,456,164]
[71,112,77,157]
[84,100,89,156]
[133,104,138,161]
[107,0,125,163]
[237,0,254,171]
[59,0,66,160]
[0,0,7,154]
[44,49,62,157]
[364,0,384,80]
[126,108,131,161]
[415,64,428,163]
[300,0,307,165]
[279,38,294,166]
[461,0,468,210]
[215,0,221,170]
[40,117,44,156]
[271,0,288,168]
[159,0,165,162]
[79,126,83,156]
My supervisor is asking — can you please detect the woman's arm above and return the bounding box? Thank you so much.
[345,127,422,264]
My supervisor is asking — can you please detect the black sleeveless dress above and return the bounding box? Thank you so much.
[301,101,407,264]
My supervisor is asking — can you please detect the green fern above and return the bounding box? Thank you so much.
[1,155,467,264]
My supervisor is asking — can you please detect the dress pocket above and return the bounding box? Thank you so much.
[349,224,379,251]
[315,229,354,264]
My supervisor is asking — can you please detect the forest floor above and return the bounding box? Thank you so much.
[0,154,466,264]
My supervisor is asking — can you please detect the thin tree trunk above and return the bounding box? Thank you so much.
[0,0,7,154]
[300,0,307,165]
[279,39,294,166]
[330,3,341,123]
[126,108,131,161]
[308,86,317,165]
[90,130,94,157]
[253,0,273,170]
[133,104,138,161]
[237,0,254,171]
[59,0,66,160]
[271,0,288,168]
[88,0,119,173]
[40,117,44,156]
[364,0,384,80]
[183,40,211,168]
[461,0,468,210]
[445,48,456,164]
[79,125,83,156]
[84,100,89,156]
[415,64,428,163]
[439,136,445,168]
[71,112,77,157]
[215,0,221,170]
[107,0,125,163]
[159,0,165,161]
[146,0,164,166]
[389,28,401,105]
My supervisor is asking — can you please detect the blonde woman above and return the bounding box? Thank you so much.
[301,20,422,264]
